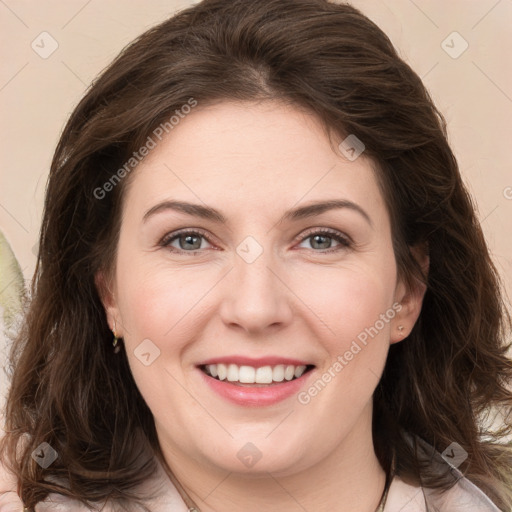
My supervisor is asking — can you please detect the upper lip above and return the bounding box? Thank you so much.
[197,356,315,367]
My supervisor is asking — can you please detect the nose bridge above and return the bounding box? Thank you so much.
[219,234,293,333]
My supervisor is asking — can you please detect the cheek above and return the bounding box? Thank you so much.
[115,248,210,342]
[293,259,397,347]
[113,258,208,416]
[292,267,396,423]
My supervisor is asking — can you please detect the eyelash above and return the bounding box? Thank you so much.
[159,227,352,255]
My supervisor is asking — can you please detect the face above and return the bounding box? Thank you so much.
[98,100,423,477]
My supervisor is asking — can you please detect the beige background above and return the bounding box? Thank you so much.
[1,1,511,409]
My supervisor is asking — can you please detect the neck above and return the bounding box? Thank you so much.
[158,403,387,512]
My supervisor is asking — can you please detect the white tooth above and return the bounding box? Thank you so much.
[272,365,285,382]
[284,365,295,381]
[208,364,218,378]
[294,365,307,378]
[227,364,239,382]
[239,365,256,383]
[217,363,227,381]
[255,366,273,384]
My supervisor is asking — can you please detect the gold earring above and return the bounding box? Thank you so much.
[112,319,121,354]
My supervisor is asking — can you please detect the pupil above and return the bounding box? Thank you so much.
[181,234,201,250]
[312,234,331,249]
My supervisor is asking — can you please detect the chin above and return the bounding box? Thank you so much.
[200,440,311,477]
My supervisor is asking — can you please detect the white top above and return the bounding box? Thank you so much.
[30,457,503,511]
[386,472,502,511]
[1,438,503,511]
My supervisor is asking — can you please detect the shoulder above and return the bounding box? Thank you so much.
[422,473,503,512]
[385,432,504,512]
[385,470,502,512]
[386,473,502,512]
[35,457,189,512]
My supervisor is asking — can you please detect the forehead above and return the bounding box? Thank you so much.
[122,100,386,222]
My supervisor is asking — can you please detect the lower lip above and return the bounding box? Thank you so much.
[197,368,314,407]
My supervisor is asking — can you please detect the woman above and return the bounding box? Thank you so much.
[1,0,511,510]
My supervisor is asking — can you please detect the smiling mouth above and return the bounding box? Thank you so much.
[199,363,315,386]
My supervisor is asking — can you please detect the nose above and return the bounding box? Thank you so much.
[219,243,294,336]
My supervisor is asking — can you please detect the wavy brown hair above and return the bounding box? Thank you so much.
[2,0,512,510]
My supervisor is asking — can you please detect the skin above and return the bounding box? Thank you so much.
[97,100,426,512]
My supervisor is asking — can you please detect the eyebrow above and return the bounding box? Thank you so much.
[142,199,373,227]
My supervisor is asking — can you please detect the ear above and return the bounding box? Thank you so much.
[94,269,123,336]
[390,243,429,344]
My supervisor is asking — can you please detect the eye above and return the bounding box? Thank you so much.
[160,229,214,254]
[159,227,352,255]
[296,228,352,253]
